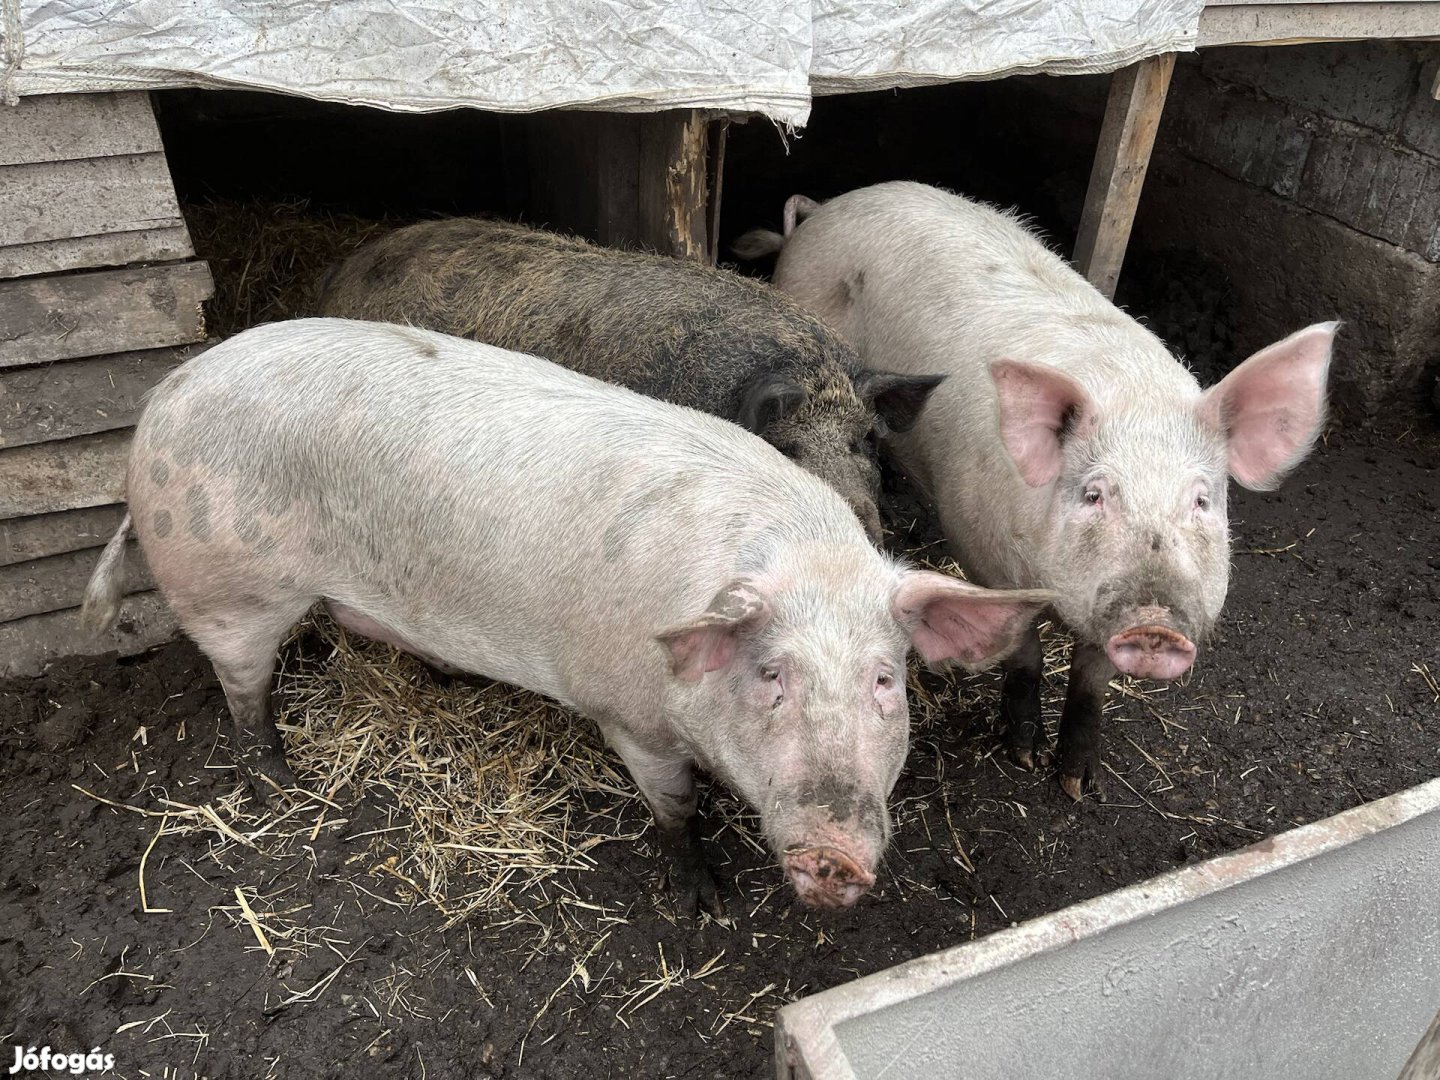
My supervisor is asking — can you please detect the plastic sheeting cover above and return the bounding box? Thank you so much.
[0,0,814,123]
[0,0,1204,121]
[810,0,1205,94]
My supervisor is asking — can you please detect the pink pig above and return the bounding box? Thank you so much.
[739,181,1336,800]
[84,318,1050,911]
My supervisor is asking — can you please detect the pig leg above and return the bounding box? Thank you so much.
[1001,622,1045,769]
[603,727,722,919]
[1057,643,1115,802]
[185,601,312,805]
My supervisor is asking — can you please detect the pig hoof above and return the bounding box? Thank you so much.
[1009,746,1035,771]
[244,756,298,809]
[1058,768,1107,803]
[668,865,724,920]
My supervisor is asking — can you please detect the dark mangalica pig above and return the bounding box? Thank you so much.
[316,217,945,542]
[82,319,1049,913]
[737,181,1338,801]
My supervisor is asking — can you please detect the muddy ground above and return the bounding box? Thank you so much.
[3,414,1436,1078]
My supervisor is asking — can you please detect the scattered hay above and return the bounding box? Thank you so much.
[274,615,644,928]
[182,199,397,338]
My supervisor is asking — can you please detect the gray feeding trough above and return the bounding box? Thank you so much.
[777,776,1440,1080]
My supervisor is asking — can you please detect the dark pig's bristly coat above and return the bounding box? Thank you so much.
[317,217,943,541]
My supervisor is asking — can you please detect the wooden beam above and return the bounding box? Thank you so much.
[1198,3,1440,46]
[0,92,163,167]
[637,110,711,261]
[0,262,212,368]
[523,110,716,261]
[706,119,730,267]
[0,429,131,519]
[1,342,204,449]
[0,590,178,679]
[1073,53,1177,299]
[1,504,128,567]
[1398,1006,1440,1080]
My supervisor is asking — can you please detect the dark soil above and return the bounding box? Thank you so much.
[3,419,1436,1079]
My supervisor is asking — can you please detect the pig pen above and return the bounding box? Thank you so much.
[1,197,1438,1080]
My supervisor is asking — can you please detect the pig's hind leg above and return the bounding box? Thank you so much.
[184,597,316,806]
[1001,622,1045,769]
[603,726,723,919]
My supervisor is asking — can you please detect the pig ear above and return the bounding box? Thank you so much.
[893,571,1053,672]
[990,360,1096,487]
[736,376,808,435]
[1199,322,1338,491]
[855,371,946,434]
[656,581,773,683]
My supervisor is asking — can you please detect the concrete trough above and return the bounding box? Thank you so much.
[776,776,1440,1080]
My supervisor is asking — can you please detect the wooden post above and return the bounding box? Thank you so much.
[1398,1006,1440,1080]
[636,110,711,261]
[522,109,717,262]
[1073,53,1176,299]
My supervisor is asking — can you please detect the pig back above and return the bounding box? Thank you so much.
[128,318,852,706]
[316,217,863,422]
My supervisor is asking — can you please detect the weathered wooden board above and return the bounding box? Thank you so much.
[0,154,186,250]
[0,590,178,679]
[0,227,195,280]
[521,109,716,261]
[637,111,710,262]
[1,342,205,449]
[1,504,128,567]
[0,429,131,519]
[1073,53,1176,299]
[0,92,164,168]
[0,541,153,623]
[1198,3,1440,45]
[0,263,212,368]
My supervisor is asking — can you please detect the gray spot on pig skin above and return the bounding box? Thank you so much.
[262,488,293,517]
[254,535,279,557]
[278,575,297,590]
[186,485,212,541]
[153,509,173,538]
[856,793,883,833]
[234,514,262,544]
[150,460,170,489]
[602,475,694,561]
[802,776,861,823]
[307,537,329,557]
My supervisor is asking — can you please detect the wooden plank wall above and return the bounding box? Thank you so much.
[0,91,210,677]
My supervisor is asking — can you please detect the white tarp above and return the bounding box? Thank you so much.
[0,0,815,124]
[810,0,1205,94]
[0,0,1204,123]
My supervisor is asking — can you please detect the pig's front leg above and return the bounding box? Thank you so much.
[603,728,722,919]
[1001,621,1044,769]
[1057,642,1114,801]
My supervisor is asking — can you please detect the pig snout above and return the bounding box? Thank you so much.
[781,846,877,908]
[1106,607,1197,680]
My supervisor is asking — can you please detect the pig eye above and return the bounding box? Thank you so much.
[1083,487,1103,506]
[1195,492,1211,511]
[875,672,895,689]
[761,666,781,681]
